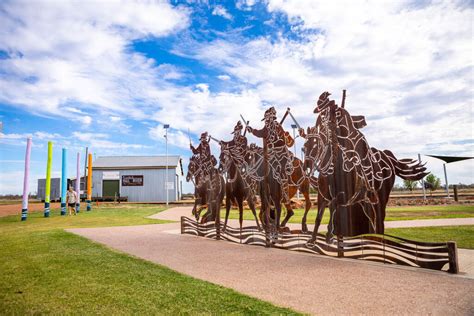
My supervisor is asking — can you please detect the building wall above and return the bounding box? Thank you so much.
[37,178,61,201]
[92,168,179,202]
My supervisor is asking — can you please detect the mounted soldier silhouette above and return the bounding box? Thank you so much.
[187,132,224,225]
[246,107,296,236]
[301,91,428,243]
[218,121,261,232]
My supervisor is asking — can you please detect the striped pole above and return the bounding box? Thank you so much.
[76,152,81,213]
[21,137,32,221]
[60,148,67,215]
[86,153,92,211]
[44,141,53,217]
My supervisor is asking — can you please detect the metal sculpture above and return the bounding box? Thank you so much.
[218,121,261,232]
[187,133,225,226]
[301,91,427,243]
[184,90,458,273]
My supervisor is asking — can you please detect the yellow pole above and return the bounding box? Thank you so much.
[87,153,92,211]
[44,141,53,217]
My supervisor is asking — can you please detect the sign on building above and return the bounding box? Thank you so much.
[166,182,174,190]
[103,171,120,180]
[122,175,144,186]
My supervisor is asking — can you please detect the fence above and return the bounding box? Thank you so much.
[181,216,458,273]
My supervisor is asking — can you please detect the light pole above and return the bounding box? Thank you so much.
[164,124,170,206]
[291,124,299,200]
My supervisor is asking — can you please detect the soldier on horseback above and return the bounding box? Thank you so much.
[219,121,248,168]
[300,91,381,203]
[246,107,294,202]
[190,132,217,180]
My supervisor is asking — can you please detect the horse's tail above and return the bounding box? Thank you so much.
[383,150,428,180]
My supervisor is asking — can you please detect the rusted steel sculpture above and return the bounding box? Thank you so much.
[184,90,458,273]
[218,121,261,231]
[187,132,225,225]
[301,91,427,243]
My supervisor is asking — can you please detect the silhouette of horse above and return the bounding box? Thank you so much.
[303,127,427,243]
[245,144,313,233]
[186,155,225,224]
[218,145,261,232]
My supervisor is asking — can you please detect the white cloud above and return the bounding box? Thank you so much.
[0,0,190,122]
[174,1,472,171]
[217,74,231,80]
[149,124,191,150]
[212,5,233,20]
[71,132,108,143]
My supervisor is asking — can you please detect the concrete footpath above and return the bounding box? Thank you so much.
[67,206,474,315]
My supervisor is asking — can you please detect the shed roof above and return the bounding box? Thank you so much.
[93,155,181,169]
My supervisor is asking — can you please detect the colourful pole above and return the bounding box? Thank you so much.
[76,152,81,213]
[21,137,32,221]
[60,148,67,215]
[44,141,53,217]
[86,153,92,211]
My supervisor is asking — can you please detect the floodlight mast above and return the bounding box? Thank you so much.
[164,124,170,206]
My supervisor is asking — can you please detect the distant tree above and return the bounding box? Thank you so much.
[403,179,418,192]
[424,173,441,196]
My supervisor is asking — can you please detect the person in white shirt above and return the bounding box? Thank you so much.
[66,187,78,216]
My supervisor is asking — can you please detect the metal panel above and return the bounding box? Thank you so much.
[94,155,180,169]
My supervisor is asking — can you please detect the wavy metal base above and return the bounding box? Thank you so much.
[181,216,458,273]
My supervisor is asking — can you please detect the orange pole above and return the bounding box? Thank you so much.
[86,153,92,211]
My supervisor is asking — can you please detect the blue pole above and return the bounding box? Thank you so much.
[60,148,67,215]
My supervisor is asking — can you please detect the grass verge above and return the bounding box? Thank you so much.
[385,225,474,249]
[0,205,299,315]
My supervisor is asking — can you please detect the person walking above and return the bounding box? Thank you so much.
[66,186,78,216]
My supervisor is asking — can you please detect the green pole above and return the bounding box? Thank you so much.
[44,141,53,217]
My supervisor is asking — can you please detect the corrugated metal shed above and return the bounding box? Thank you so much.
[91,155,182,202]
[94,155,180,169]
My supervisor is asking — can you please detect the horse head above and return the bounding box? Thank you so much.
[303,127,320,175]
[186,156,199,182]
[218,147,231,174]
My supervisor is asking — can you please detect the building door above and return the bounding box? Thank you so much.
[103,180,120,198]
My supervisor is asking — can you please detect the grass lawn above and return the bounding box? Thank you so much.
[223,204,474,225]
[0,205,299,315]
[385,226,474,249]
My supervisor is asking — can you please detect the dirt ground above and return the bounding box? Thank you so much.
[0,202,61,217]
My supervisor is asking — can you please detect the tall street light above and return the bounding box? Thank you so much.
[291,124,300,200]
[164,124,170,206]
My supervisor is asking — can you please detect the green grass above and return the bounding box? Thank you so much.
[0,205,299,315]
[0,204,170,234]
[223,204,474,225]
[385,226,474,249]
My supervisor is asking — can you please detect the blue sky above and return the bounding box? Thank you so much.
[0,0,473,195]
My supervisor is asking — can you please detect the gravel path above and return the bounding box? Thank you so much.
[69,222,474,315]
[67,206,474,315]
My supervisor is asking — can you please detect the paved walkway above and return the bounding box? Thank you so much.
[67,206,474,315]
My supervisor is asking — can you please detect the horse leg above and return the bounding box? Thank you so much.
[308,192,326,245]
[301,185,312,233]
[326,199,337,244]
[281,186,296,228]
[274,193,282,235]
[223,195,231,232]
[281,203,293,228]
[248,195,261,230]
[237,197,244,240]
